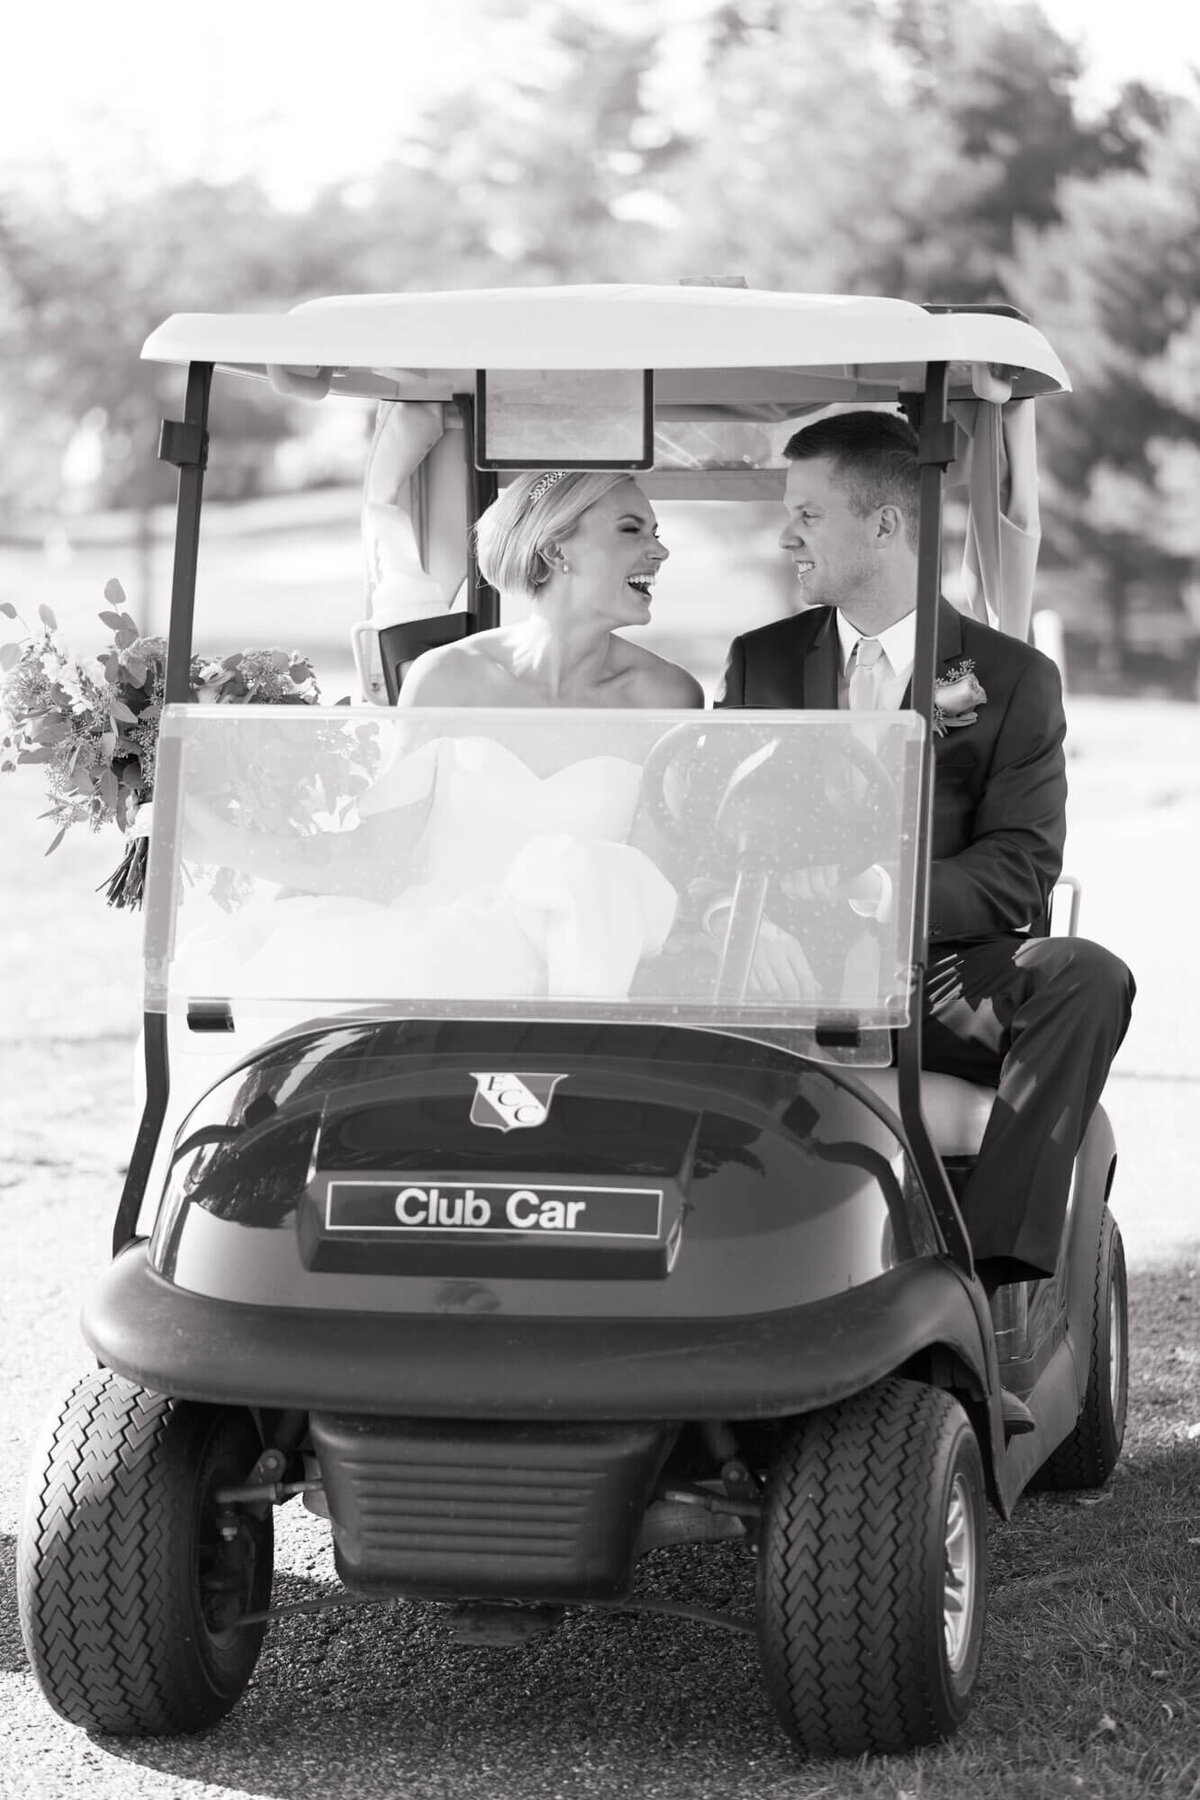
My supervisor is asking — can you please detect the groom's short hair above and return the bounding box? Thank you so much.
[783,410,921,548]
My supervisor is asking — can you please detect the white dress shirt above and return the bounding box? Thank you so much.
[835,610,917,709]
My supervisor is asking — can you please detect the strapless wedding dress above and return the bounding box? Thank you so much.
[178,736,678,1005]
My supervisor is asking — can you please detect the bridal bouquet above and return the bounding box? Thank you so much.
[0,579,325,908]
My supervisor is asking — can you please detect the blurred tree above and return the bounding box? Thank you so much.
[0,178,385,512]
[0,177,386,605]
[359,0,692,287]
[894,1,1169,296]
[1006,99,1200,684]
[649,0,950,294]
[666,0,1170,302]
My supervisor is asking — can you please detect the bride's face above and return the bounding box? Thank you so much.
[554,480,669,624]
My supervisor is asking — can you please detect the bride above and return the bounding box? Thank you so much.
[180,472,703,1004]
[401,468,702,711]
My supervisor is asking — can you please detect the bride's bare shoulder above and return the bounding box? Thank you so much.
[618,641,704,709]
[396,630,513,707]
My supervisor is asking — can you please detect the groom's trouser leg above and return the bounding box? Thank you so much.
[920,934,1135,1282]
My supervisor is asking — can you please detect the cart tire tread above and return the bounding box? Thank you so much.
[757,1378,986,1757]
[18,1368,271,1736]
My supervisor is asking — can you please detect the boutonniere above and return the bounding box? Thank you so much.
[933,659,987,736]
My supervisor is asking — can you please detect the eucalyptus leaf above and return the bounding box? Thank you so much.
[32,718,71,746]
[103,578,127,607]
[37,603,57,630]
[0,602,17,619]
[0,642,21,671]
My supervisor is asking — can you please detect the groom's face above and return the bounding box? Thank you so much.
[779,456,876,611]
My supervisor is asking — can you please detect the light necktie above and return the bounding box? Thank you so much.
[847,635,885,711]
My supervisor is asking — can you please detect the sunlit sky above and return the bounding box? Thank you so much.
[4,0,1199,211]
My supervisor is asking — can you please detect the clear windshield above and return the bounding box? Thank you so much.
[144,707,924,1055]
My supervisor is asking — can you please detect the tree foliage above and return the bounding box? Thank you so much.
[1,0,1197,667]
[1004,98,1200,665]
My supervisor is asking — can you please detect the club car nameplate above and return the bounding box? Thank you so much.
[310,1177,672,1279]
[326,1180,663,1240]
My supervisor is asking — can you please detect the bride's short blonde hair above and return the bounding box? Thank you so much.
[475,470,635,599]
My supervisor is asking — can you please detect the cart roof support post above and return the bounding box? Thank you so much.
[454,392,499,631]
[112,360,213,1254]
[160,361,212,696]
[897,360,975,1275]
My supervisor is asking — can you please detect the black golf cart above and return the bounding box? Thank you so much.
[17,286,1127,1758]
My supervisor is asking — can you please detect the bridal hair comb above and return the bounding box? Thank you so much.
[526,469,568,506]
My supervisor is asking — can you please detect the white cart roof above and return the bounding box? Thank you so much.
[141,285,1070,407]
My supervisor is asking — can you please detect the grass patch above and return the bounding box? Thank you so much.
[973,1454,1200,1798]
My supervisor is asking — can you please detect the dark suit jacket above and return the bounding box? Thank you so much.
[714,600,1067,944]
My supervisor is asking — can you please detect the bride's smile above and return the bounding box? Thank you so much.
[543,478,670,625]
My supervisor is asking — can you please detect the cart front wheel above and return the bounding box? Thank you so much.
[757,1378,987,1757]
[18,1368,273,1736]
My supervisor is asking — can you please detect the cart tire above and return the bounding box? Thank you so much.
[17,1368,273,1736]
[1033,1206,1128,1491]
[757,1378,987,1757]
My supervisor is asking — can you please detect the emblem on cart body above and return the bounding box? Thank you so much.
[470,1073,566,1131]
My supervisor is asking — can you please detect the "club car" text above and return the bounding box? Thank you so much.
[393,1185,588,1232]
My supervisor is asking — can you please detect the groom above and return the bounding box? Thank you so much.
[715,410,1134,1290]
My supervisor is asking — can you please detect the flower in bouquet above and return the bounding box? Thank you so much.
[1,579,331,907]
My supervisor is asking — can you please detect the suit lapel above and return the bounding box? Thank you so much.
[900,598,965,706]
[801,609,839,710]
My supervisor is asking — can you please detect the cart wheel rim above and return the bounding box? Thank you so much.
[942,1471,978,1673]
[197,1509,263,1643]
[193,1424,271,1648]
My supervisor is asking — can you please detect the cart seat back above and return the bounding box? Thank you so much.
[379,615,470,704]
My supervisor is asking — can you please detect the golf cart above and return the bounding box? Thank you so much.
[18,287,1127,1757]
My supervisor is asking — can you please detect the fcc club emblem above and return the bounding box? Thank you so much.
[470,1073,566,1132]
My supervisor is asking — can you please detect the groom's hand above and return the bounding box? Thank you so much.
[780,864,841,903]
[704,901,818,1001]
[746,918,818,1002]
[781,864,886,915]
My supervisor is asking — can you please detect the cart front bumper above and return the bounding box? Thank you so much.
[84,1241,986,1422]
